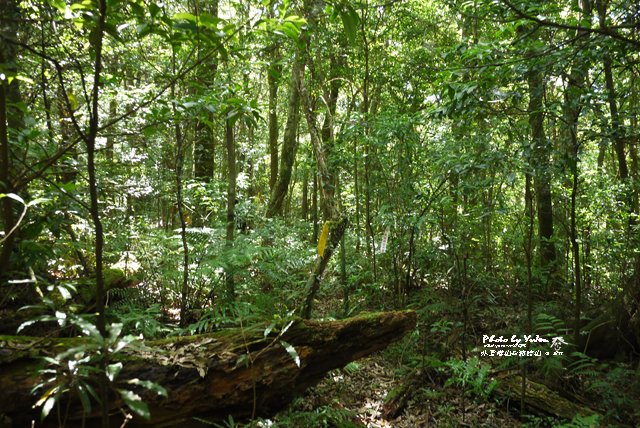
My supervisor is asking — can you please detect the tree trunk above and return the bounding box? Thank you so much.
[0,0,23,280]
[172,49,190,328]
[301,166,309,220]
[225,117,236,301]
[105,97,117,161]
[193,0,219,183]
[300,68,347,318]
[312,169,318,242]
[494,375,599,421]
[0,311,416,427]
[562,0,591,347]
[85,1,109,425]
[526,44,557,292]
[265,58,304,218]
[267,45,280,193]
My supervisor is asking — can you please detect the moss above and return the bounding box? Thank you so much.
[103,268,126,290]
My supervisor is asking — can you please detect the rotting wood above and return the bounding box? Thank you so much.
[0,310,416,427]
[493,375,600,421]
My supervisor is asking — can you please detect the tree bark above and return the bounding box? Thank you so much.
[526,41,557,291]
[562,0,592,348]
[172,49,190,328]
[300,67,347,318]
[0,0,23,280]
[0,311,416,427]
[193,0,219,183]
[85,1,109,424]
[597,0,628,182]
[494,375,599,421]
[267,45,281,193]
[225,117,236,301]
[265,58,304,218]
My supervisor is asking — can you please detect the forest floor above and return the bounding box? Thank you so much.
[265,349,522,428]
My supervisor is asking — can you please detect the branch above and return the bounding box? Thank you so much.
[2,18,251,192]
[500,0,640,48]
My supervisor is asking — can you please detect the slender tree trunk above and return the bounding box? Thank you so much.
[266,59,304,217]
[353,138,360,252]
[570,160,582,345]
[0,82,15,280]
[40,14,53,146]
[562,0,592,346]
[597,0,628,182]
[312,170,318,242]
[193,0,218,183]
[361,10,377,281]
[526,42,557,292]
[0,0,23,279]
[85,1,109,425]
[106,97,116,161]
[172,50,191,328]
[300,67,347,319]
[267,46,281,193]
[301,166,309,220]
[225,117,236,301]
[596,0,640,305]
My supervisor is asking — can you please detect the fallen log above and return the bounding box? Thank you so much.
[0,310,416,427]
[493,375,600,421]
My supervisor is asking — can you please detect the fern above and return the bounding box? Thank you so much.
[566,352,598,379]
[534,313,568,338]
[275,405,359,428]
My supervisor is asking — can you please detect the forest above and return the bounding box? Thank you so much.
[0,0,639,426]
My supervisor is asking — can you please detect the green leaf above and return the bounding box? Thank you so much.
[108,323,123,342]
[130,1,145,17]
[107,362,123,382]
[104,22,125,43]
[278,21,300,40]
[26,197,50,208]
[280,340,300,367]
[281,319,294,335]
[41,396,56,421]
[136,23,153,37]
[70,0,94,11]
[338,3,360,45]
[149,3,161,18]
[15,75,35,85]
[118,389,150,419]
[77,384,93,414]
[264,322,276,337]
[0,193,25,205]
[57,285,72,301]
[127,378,168,397]
[172,12,197,22]
[47,0,66,13]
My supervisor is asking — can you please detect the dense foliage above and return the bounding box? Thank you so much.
[1,0,639,425]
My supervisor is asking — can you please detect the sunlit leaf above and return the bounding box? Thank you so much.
[264,322,275,337]
[173,12,197,22]
[126,378,168,397]
[0,193,25,204]
[41,396,56,421]
[280,340,300,367]
[107,362,123,382]
[77,384,93,414]
[118,389,150,419]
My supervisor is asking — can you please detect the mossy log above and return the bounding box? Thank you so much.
[494,375,599,421]
[0,310,416,427]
